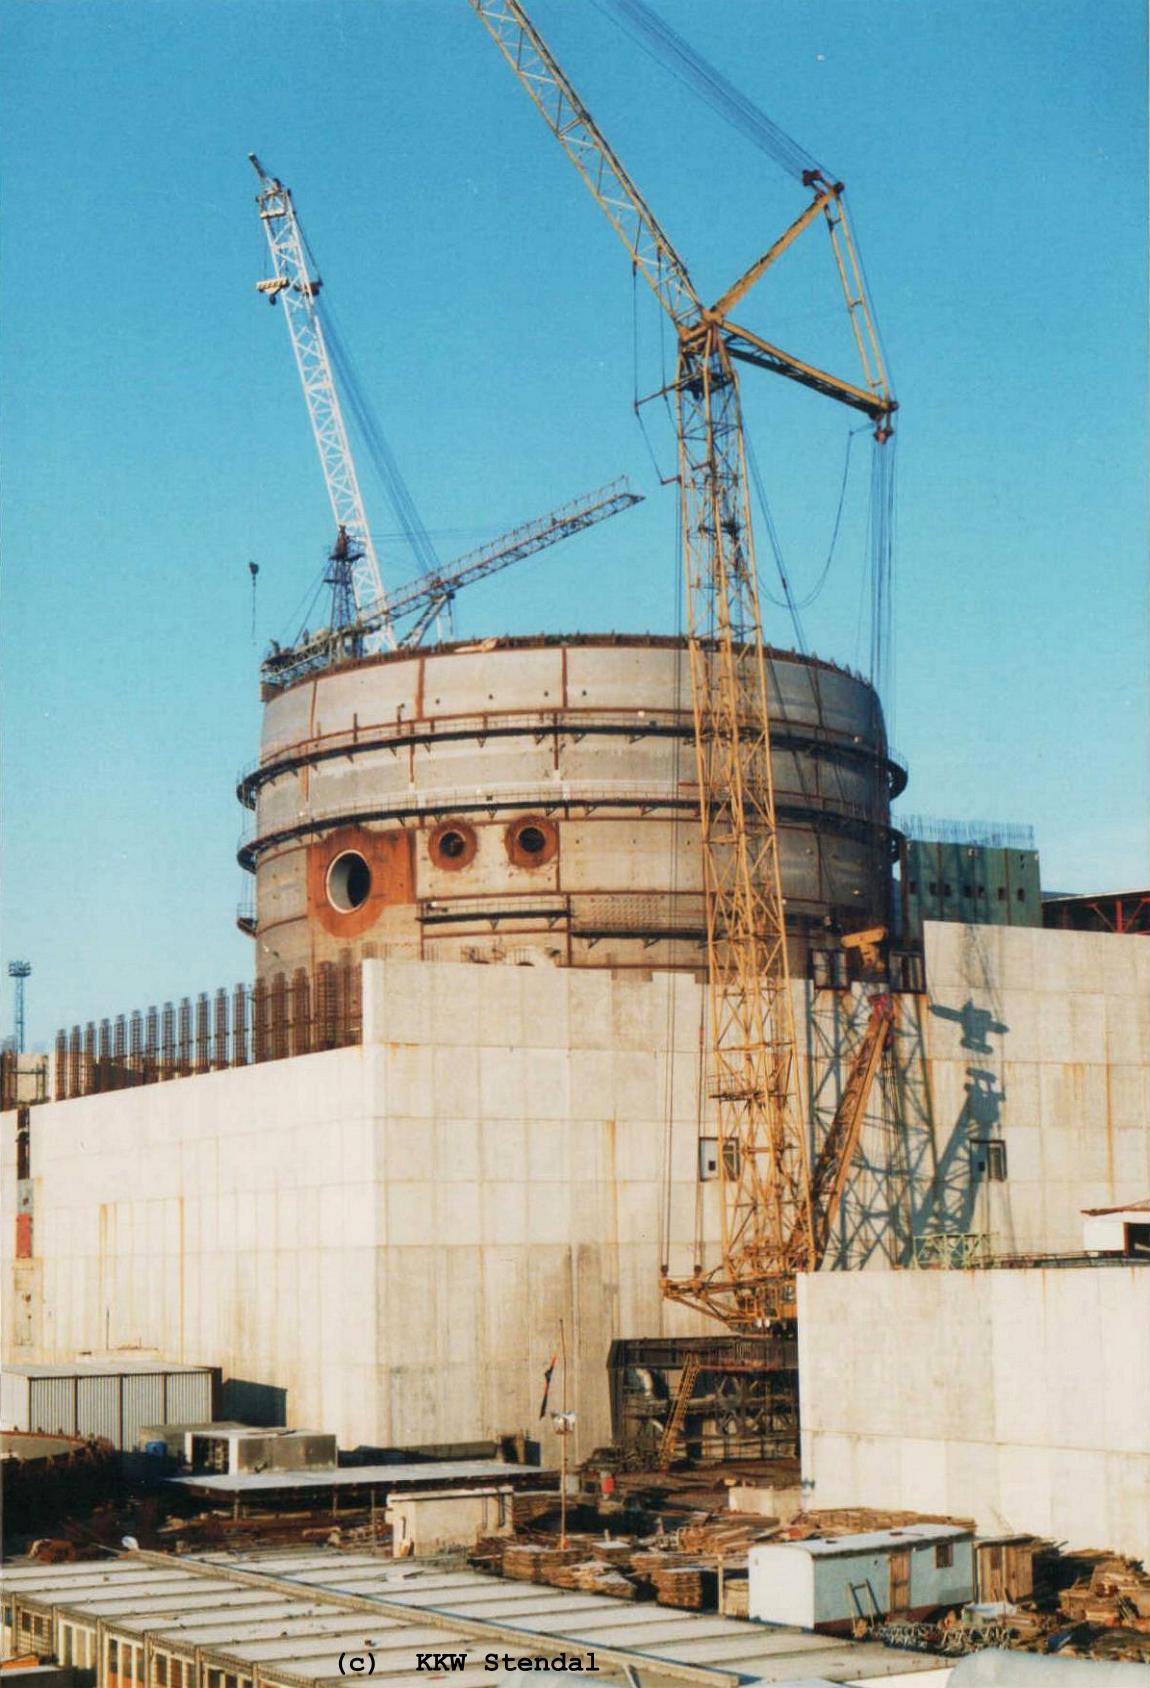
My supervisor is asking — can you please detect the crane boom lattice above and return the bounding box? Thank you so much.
[250,154,390,641]
[471,0,897,1328]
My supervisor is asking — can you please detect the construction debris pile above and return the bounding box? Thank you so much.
[873,1549,1150,1665]
[474,1498,1150,1665]
[475,1511,819,1613]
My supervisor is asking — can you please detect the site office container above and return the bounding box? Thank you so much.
[7,1574,193,1670]
[139,1608,341,1688]
[53,1584,261,1682]
[748,1526,974,1630]
[1,1366,220,1449]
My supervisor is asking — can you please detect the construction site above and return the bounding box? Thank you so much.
[3,3,1147,1686]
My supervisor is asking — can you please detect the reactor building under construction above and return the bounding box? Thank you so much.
[4,0,1149,1579]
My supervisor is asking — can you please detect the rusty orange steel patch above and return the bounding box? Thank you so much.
[307,826,414,938]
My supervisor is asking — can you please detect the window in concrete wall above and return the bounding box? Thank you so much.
[699,1138,719,1180]
[972,1139,1007,1181]
[936,1542,954,1569]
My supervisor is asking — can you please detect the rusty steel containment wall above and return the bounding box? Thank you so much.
[239,635,904,979]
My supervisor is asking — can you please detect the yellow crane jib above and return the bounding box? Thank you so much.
[471,0,898,1334]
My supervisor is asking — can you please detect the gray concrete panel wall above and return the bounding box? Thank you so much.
[5,925,1147,1461]
[797,1267,1150,1563]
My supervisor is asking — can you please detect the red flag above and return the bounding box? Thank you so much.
[538,1351,558,1419]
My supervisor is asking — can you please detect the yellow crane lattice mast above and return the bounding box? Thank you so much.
[470,0,897,1327]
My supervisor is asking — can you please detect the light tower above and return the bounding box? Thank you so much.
[8,960,31,1052]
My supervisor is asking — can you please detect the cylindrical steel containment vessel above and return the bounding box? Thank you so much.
[238,635,905,978]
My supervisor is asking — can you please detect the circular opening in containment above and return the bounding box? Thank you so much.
[327,851,372,912]
[505,814,558,867]
[429,819,478,871]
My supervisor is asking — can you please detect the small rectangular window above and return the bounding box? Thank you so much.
[109,1642,119,1675]
[928,881,938,896]
[997,886,1006,900]
[907,879,917,895]
[1016,887,1025,901]
[935,1542,954,1569]
[156,1657,168,1687]
[972,1139,1007,1181]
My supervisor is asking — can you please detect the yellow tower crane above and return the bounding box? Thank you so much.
[471,1,897,1331]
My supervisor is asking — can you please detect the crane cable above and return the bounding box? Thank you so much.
[321,300,441,579]
[594,0,822,185]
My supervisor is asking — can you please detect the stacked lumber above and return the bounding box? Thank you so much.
[679,1515,777,1556]
[785,1506,974,1539]
[502,1542,584,1583]
[651,1563,718,1611]
[512,1491,562,1528]
[470,1535,507,1571]
[1059,1557,1150,1629]
[554,1560,639,1598]
[630,1548,694,1580]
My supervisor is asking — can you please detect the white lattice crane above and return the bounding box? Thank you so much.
[250,153,644,679]
[250,154,391,645]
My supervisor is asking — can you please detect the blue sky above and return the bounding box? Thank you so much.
[2,0,1146,1045]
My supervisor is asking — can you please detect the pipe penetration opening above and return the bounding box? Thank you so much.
[327,851,372,912]
[517,825,548,856]
[438,830,467,859]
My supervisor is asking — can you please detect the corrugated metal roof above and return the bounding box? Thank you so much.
[5,1552,948,1685]
[752,1525,972,1559]
[2,1363,214,1377]
[115,1607,338,1642]
[9,1574,203,1610]
[184,1553,949,1681]
[172,1460,537,1494]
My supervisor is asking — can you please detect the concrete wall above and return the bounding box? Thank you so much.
[4,922,1147,1458]
[798,1268,1150,1563]
[2,960,718,1456]
[915,922,1150,1257]
[247,635,896,979]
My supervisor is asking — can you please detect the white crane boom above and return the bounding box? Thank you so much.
[260,478,644,689]
[249,154,391,642]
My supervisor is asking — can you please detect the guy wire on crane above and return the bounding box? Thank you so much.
[469,0,898,1336]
